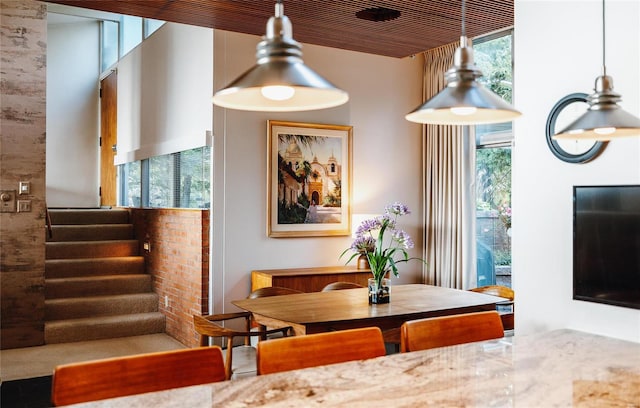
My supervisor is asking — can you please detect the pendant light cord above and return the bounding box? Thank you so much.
[461,0,466,38]
[602,0,606,75]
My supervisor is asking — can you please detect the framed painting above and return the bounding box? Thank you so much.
[267,120,352,237]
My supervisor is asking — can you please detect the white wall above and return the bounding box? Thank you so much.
[212,30,424,312]
[514,0,640,342]
[115,23,213,164]
[46,18,100,207]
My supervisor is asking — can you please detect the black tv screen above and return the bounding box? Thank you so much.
[573,185,640,310]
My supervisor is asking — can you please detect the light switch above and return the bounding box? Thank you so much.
[19,181,30,195]
[17,200,31,212]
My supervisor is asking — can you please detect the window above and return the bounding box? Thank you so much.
[101,20,119,72]
[99,15,164,75]
[144,19,165,38]
[118,146,211,209]
[178,147,211,208]
[149,154,175,208]
[473,30,513,288]
[119,161,141,207]
[120,15,142,57]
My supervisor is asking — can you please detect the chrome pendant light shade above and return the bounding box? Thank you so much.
[554,0,640,140]
[405,37,521,125]
[212,1,349,112]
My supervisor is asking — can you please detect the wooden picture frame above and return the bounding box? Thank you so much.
[267,120,352,237]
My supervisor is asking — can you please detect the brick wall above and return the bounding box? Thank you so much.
[0,0,47,349]
[130,208,209,347]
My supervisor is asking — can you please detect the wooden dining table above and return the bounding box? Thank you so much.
[64,329,640,407]
[232,284,505,342]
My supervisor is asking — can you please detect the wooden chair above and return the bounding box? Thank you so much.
[256,327,386,375]
[193,312,290,380]
[247,286,302,335]
[247,286,302,298]
[469,285,515,331]
[400,311,505,352]
[51,347,226,406]
[321,281,364,291]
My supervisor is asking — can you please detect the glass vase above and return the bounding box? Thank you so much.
[368,277,390,304]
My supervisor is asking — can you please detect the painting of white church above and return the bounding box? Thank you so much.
[277,134,342,224]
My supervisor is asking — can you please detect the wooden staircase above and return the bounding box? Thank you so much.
[45,209,165,344]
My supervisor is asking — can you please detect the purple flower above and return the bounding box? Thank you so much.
[351,235,376,253]
[355,218,382,235]
[392,229,414,249]
[385,202,410,216]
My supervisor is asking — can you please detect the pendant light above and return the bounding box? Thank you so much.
[212,1,349,112]
[553,0,640,140]
[405,0,521,125]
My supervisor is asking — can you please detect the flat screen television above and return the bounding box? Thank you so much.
[573,185,640,310]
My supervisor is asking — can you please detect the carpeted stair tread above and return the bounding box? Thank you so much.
[48,209,130,225]
[47,224,134,242]
[43,208,165,344]
[46,240,139,259]
[45,293,159,320]
[45,313,166,344]
[45,274,152,299]
[46,256,145,279]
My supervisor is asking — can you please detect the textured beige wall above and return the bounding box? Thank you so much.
[0,0,47,349]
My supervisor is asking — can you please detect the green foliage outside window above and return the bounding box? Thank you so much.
[474,35,513,103]
[474,32,513,278]
[476,147,511,211]
[119,146,210,209]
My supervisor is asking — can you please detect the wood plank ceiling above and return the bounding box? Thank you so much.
[46,0,513,58]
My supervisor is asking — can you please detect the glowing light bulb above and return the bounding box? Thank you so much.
[450,106,477,116]
[594,127,615,135]
[568,129,585,135]
[261,86,295,101]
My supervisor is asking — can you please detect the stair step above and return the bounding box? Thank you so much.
[45,293,159,320]
[48,209,130,225]
[47,224,134,242]
[46,240,139,259]
[46,257,145,279]
[45,313,166,344]
[45,275,152,299]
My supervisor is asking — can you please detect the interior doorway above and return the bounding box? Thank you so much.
[100,70,118,207]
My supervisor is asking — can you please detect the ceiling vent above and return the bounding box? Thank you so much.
[355,7,401,22]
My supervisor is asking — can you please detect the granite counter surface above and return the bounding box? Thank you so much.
[68,329,640,407]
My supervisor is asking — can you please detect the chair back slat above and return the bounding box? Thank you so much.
[193,313,290,380]
[469,285,515,331]
[321,281,364,291]
[51,347,226,406]
[400,311,504,352]
[248,286,302,298]
[469,285,514,301]
[257,327,385,375]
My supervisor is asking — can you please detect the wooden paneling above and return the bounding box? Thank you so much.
[46,0,514,58]
[251,266,372,293]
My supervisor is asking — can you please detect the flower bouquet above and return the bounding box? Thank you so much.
[341,202,425,303]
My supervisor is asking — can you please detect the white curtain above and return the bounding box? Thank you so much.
[421,43,476,289]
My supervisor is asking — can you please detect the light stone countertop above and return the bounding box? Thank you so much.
[67,329,640,407]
